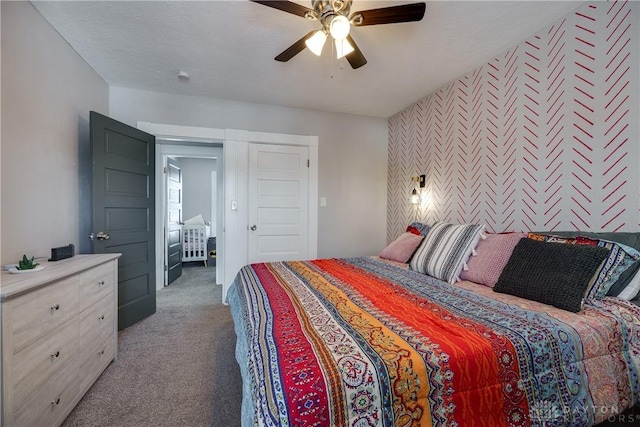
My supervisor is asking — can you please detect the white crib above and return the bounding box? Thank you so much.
[182,224,209,265]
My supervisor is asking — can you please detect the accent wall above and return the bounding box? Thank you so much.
[388,1,639,242]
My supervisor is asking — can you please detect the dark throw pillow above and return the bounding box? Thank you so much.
[494,238,609,312]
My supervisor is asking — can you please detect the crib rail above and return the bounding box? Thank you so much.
[182,225,208,265]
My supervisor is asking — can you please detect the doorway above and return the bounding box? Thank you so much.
[170,156,220,280]
[139,122,318,303]
[157,143,224,289]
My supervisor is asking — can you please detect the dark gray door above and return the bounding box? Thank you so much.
[90,111,156,330]
[166,157,183,285]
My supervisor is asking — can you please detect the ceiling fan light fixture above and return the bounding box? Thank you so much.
[305,30,327,56]
[335,38,354,59]
[250,0,428,69]
[329,15,350,39]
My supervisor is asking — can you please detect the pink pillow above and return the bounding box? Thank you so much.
[460,232,526,287]
[379,233,424,263]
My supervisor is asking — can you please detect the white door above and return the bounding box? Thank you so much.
[248,143,309,263]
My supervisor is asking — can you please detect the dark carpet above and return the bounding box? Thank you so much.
[62,265,242,427]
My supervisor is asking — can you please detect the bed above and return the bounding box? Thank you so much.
[228,227,640,426]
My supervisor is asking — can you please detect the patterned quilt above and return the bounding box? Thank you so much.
[228,257,640,426]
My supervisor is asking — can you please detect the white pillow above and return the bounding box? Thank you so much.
[409,222,485,284]
[184,214,206,225]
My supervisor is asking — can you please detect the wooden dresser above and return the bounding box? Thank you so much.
[1,254,120,427]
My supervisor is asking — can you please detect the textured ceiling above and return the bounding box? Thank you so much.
[33,1,584,118]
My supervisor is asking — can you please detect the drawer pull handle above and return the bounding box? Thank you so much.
[50,304,60,311]
[51,398,61,407]
[98,280,105,286]
[51,351,60,359]
[98,314,105,320]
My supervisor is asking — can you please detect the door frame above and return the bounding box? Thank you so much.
[137,122,318,303]
[210,170,218,270]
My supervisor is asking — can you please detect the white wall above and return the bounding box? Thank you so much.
[181,157,218,226]
[1,2,109,264]
[110,87,388,258]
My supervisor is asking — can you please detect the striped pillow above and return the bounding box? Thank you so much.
[410,222,485,284]
[586,239,640,299]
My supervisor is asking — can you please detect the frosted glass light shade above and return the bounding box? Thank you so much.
[305,30,327,56]
[335,38,354,59]
[329,15,350,40]
[411,189,419,205]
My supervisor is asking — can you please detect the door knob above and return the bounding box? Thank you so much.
[250,225,257,231]
[96,232,110,241]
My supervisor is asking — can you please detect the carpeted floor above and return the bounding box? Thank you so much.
[62,265,242,427]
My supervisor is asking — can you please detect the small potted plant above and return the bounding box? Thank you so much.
[17,255,39,271]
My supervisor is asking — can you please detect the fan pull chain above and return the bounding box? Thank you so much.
[329,42,346,78]
[330,39,335,79]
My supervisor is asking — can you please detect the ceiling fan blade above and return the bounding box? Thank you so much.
[351,2,426,26]
[250,0,315,19]
[345,35,367,69]
[275,31,316,62]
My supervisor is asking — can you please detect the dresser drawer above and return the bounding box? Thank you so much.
[78,328,115,393]
[10,275,79,354]
[77,293,116,393]
[78,262,114,310]
[13,359,79,427]
[12,318,79,410]
[79,292,115,342]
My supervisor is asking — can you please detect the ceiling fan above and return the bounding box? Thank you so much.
[251,0,426,69]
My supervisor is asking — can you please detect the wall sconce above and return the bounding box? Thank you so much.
[410,174,426,204]
[411,188,419,205]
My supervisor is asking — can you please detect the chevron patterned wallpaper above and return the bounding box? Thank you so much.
[388,1,639,243]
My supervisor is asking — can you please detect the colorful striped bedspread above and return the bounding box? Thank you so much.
[228,257,640,426]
